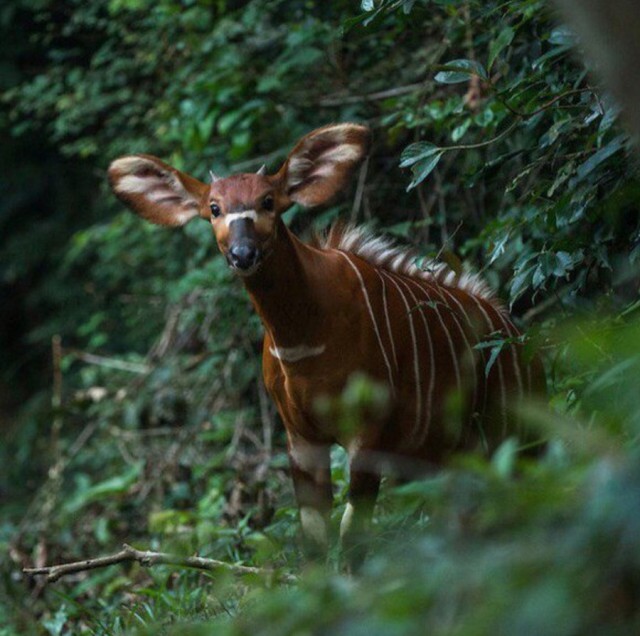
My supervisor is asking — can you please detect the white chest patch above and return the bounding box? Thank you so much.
[269,343,326,363]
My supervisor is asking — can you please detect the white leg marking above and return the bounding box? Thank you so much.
[337,252,395,392]
[225,210,258,226]
[380,271,421,447]
[269,344,326,363]
[289,436,327,476]
[300,506,328,546]
[340,502,355,539]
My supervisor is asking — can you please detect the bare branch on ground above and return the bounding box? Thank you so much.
[24,543,297,584]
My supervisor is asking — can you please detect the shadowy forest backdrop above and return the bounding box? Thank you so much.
[2,0,640,633]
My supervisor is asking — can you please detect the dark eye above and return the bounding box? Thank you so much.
[262,195,274,211]
[210,203,221,217]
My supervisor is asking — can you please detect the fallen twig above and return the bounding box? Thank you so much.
[23,543,297,584]
[67,349,151,374]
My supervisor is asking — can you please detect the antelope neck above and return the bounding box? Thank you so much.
[241,220,326,348]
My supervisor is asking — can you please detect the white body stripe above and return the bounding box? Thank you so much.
[491,309,524,402]
[404,278,462,422]
[486,307,524,433]
[269,344,326,363]
[380,271,421,446]
[392,276,434,446]
[433,286,481,421]
[405,279,476,447]
[225,210,258,226]
[468,296,509,431]
[375,270,399,370]
[337,252,396,392]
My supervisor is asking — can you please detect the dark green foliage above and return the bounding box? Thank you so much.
[2,0,640,633]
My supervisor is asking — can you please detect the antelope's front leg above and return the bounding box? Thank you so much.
[340,450,381,572]
[287,435,333,560]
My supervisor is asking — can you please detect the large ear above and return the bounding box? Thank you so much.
[276,123,371,207]
[108,154,209,226]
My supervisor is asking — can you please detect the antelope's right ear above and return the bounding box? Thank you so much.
[108,154,209,226]
[276,123,371,208]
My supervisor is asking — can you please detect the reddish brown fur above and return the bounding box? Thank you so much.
[108,123,545,568]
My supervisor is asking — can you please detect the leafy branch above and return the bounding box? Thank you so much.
[401,58,597,189]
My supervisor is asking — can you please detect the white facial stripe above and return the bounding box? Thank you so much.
[225,210,258,227]
[269,344,325,363]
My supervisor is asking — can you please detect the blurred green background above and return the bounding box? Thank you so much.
[2,0,640,633]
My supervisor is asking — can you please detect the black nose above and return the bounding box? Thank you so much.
[229,243,259,270]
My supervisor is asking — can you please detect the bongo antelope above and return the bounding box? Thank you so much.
[108,123,545,567]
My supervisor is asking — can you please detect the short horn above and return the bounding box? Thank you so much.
[256,164,266,176]
[209,170,221,183]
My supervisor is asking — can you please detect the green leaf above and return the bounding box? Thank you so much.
[510,264,536,306]
[532,263,546,289]
[451,119,471,142]
[488,26,515,70]
[575,135,626,183]
[549,25,577,46]
[43,605,68,636]
[488,231,511,266]
[407,151,443,190]
[484,341,504,378]
[399,142,441,168]
[552,251,578,277]
[65,463,143,514]
[434,59,489,84]
[532,44,572,70]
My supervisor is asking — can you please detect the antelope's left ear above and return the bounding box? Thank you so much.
[108,154,210,226]
[276,123,371,207]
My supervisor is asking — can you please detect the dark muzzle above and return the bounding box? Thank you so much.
[228,241,259,270]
